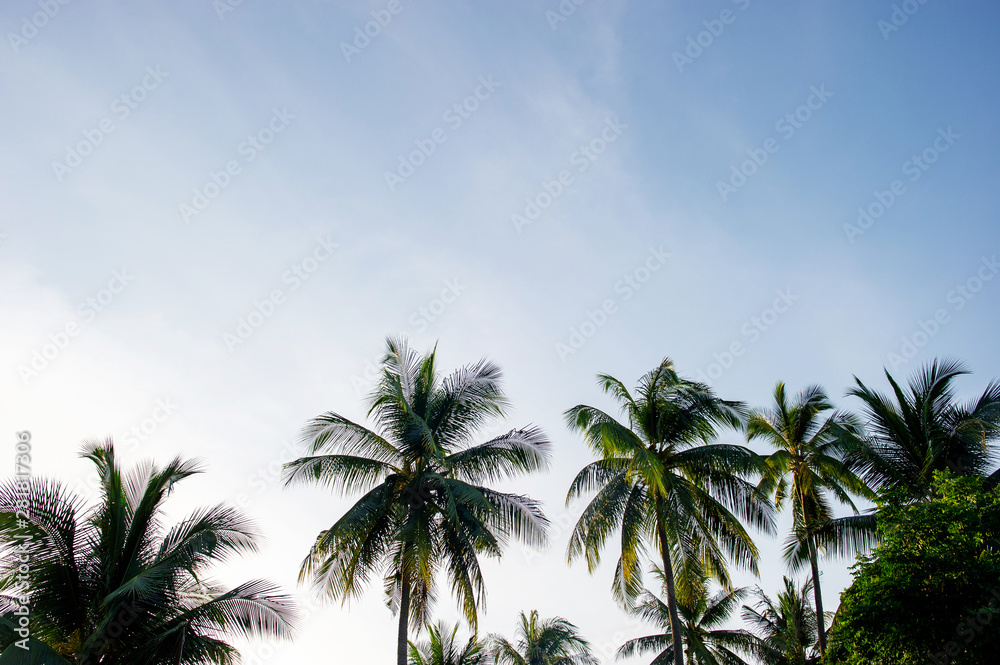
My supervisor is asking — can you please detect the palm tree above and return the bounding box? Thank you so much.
[565,359,776,665]
[0,441,296,665]
[489,610,597,665]
[845,358,1000,500]
[283,337,550,665]
[617,569,756,665]
[408,622,488,665]
[740,577,819,665]
[747,383,873,656]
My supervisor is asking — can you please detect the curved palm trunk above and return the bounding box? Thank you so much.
[397,567,411,665]
[656,522,685,665]
[808,538,827,656]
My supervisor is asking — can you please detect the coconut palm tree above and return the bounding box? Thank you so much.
[844,358,1000,500]
[565,359,776,665]
[747,383,874,656]
[489,610,597,665]
[0,441,296,665]
[617,569,756,665]
[740,577,819,665]
[409,622,488,665]
[283,337,550,665]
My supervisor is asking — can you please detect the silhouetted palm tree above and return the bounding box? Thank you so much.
[565,359,775,665]
[748,383,873,655]
[409,622,488,665]
[617,569,756,665]
[489,610,597,665]
[283,337,550,665]
[813,359,1000,572]
[741,577,819,665]
[0,441,296,665]
[846,358,1000,499]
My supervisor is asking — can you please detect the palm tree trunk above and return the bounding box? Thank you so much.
[397,567,411,665]
[808,537,827,656]
[798,486,826,656]
[656,522,685,665]
[175,625,186,665]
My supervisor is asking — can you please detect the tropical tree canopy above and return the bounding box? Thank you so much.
[408,622,488,665]
[844,358,1000,500]
[489,610,597,665]
[564,359,774,665]
[741,577,820,665]
[617,568,756,665]
[825,472,1000,665]
[283,337,551,665]
[748,382,873,656]
[0,441,296,665]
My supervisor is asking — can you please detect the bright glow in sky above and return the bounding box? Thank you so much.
[3,0,1000,662]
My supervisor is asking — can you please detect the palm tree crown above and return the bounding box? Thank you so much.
[489,610,597,665]
[0,441,296,665]
[617,569,756,665]
[283,337,551,665]
[846,358,1000,499]
[564,359,775,665]
[748,383,873,655]
[741,577,819,665]
[408,622,488,665]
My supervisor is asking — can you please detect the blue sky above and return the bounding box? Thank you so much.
[3,0,999,662]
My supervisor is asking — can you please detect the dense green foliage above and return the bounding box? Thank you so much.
[825,473,1000,664]
[0,442,296,665]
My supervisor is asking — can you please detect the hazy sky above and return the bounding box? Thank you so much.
[3,0,999,662]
